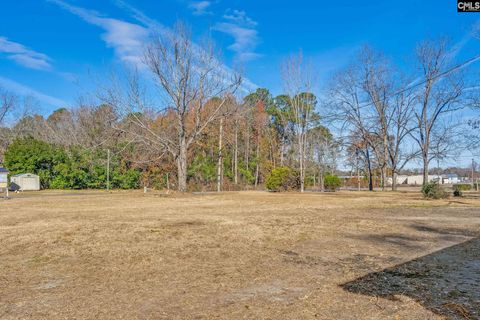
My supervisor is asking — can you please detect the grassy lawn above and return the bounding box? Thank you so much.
[1,190,479,319]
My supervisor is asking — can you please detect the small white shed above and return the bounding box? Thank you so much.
[11,173,40,191]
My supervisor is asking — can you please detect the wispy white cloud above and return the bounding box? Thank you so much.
[446,20,480,61]
[0,37,52,70]
[112,0,259,92]
[50,0,257,92]
[213,10,261,63]
[188,1,212,16]
[223,9,257,28]
[0,76,68,107]
[111,0,168,33]
[48,0,149,65]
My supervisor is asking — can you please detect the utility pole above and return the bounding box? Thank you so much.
[234,119,238,185]
[472,158,475,188]
[217,117,224,192]
[473,159,478,191]
[106,149,110,191]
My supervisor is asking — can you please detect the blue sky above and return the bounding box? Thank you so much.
[1,0,480,117]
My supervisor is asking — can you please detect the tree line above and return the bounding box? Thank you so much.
[0,22,479,192]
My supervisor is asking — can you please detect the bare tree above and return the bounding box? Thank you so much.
[356,47,419,191]
[346,134,376,191]
[388,85,418,190]
[144,24,241,191]
[0,88,15,125]
[329,65,377,190]
[359,47,391,190]
[7,97,48,141]
[331,46,434,191]
[465,84,480,152]
[411,40,465,185]
[0,88,16,163]
[308,126,338,191]
[281,52,316,192]
[103,22,241,192]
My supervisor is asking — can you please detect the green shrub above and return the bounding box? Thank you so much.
[112,168,141,189]
[323,174,342,192]
[265,167,300,192]
[453,184,472,191]
[4,137,140,190]
[4,137,63,189]
[421,182,449,199]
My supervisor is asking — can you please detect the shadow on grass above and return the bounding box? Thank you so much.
[341,237,480,319]
[351,233,425,250]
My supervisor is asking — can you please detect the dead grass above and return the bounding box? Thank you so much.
[0,190,479,319]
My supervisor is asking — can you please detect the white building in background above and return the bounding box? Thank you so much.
[406,175,442,185]
[442,174,459,184]
[10,173,40,191]
[370,173,464,187]
[387,174,441,186]
[386,175,408,186]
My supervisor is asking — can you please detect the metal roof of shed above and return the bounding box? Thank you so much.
[12,173,39,177]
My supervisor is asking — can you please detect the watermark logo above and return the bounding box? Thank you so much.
[458,1,480,12]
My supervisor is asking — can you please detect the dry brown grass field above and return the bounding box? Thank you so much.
[1,190,479,319]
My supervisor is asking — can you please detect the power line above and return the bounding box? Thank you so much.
[328,53,480,116]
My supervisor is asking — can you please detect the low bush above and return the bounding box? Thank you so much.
[421,182,449,199]
[265,167,300,192]
[452,184,471,197]
[453,189,463,197]
[323,174,342,192]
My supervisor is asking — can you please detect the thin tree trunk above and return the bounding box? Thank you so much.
[391,170,397,191]
[217,118,223,192]
[234,120,238,185]
[356,154,361,191]
[245,125,250,171]
[381,166,386,191]
[380,168,385,191]
[366,147,373,192]
[382,133,388,191]
[422,153,429,186]
[231,148,234,181]
[177,135,188,192]
[269,136,275,168]
[254,142,259,189]
[320,170,324,192]
[280,136,285,167]
[299,132,305,193]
